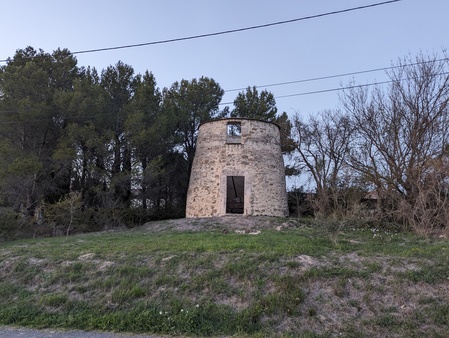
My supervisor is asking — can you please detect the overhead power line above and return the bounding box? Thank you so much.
[1,71,448,120]
[0,58,447,116]
[218,81,391,106]
[0,0,401,63]
[225,57,449,92]
[0,79,387,116]
[219,71,449,105]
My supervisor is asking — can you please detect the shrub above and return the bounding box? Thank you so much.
[0,207,18,240]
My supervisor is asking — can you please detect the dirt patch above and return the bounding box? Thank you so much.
[0,256,20,275]
[93,260,114,271]
[78,253,95,261]
[142,215,296,233]
[28,258,47,265]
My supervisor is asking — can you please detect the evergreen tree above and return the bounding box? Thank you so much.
[100,61,135,208]
[230,86,277,121]
[163,77,225,178]
[0,47,80,215]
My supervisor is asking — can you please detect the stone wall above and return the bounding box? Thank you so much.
[186,118,289,218]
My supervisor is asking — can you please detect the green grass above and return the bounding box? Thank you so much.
[0,218,448,337]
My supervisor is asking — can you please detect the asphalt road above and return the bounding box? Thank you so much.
[0,326,163,338]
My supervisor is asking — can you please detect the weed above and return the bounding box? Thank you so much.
[223,257,260,278]
[381,305,398,313]
[341,326,366,338]
[154,274,183,288]
[0,282,21,301]
[40,294,68,307]
[402,263,449,284]
[418,296,438,305]
[307,307,317,317]
[258,275,305,315]
[303,266,368,281]
[111,285,146,305]
[374,313,399,329]
[334,278,348,298]
[189,271,232,296]
[364,261,383,273]
[428,304,449,325]
[286,260,300,268]
[348,299,362,312]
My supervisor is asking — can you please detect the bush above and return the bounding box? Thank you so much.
[0,208,18,241]
[44,192,82,237]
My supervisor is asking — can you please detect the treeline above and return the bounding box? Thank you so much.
[291,52,449,236]
[0,46,292,239]
[1,47,448,240]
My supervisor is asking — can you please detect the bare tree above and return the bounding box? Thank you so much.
[402,154,449,235]
[292,109,354,216]
[343,52,449,229]
[44,191,82,237]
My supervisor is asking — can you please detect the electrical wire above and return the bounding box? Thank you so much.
[219,80,393,106]
[0,0,401,63]
[0,56,446,115]
[1,71,448,122]
[0,0,407,119]
[1,56,446,116]
[225,58,449,92]
[0,77,386,117]
[220,71,449,105]
[0,70,448,117]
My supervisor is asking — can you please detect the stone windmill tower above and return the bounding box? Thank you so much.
[186,118,289,218]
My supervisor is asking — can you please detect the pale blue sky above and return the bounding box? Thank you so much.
[1,0,447,118]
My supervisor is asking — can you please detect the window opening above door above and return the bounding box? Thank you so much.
[227,122,241,143]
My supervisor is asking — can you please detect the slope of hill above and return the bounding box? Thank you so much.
[1,216,448,337]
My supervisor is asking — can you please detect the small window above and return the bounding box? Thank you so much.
[227,122,241,143]
[227,122,241,136]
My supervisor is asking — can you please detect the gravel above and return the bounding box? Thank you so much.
[0,326,164,338]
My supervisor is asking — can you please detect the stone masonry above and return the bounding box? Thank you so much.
[186,118,289,217]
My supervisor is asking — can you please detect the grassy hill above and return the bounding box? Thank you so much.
[1,216,448,337]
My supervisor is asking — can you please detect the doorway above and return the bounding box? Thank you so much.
[226,176,244,214]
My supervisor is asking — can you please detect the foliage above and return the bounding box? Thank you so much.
[227,86,295,157]
[162,76,225,175]
[292,109,355,216]
[0,47,79,215]
[276,111,296,155]
[230,86,278,121]
[0,207,18,240]
[1,47,226,237]
[291,51,449,235]
[287,186,314,218]
[2,45,449,238]
[342,51,449,232]
[44,192,82,237]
